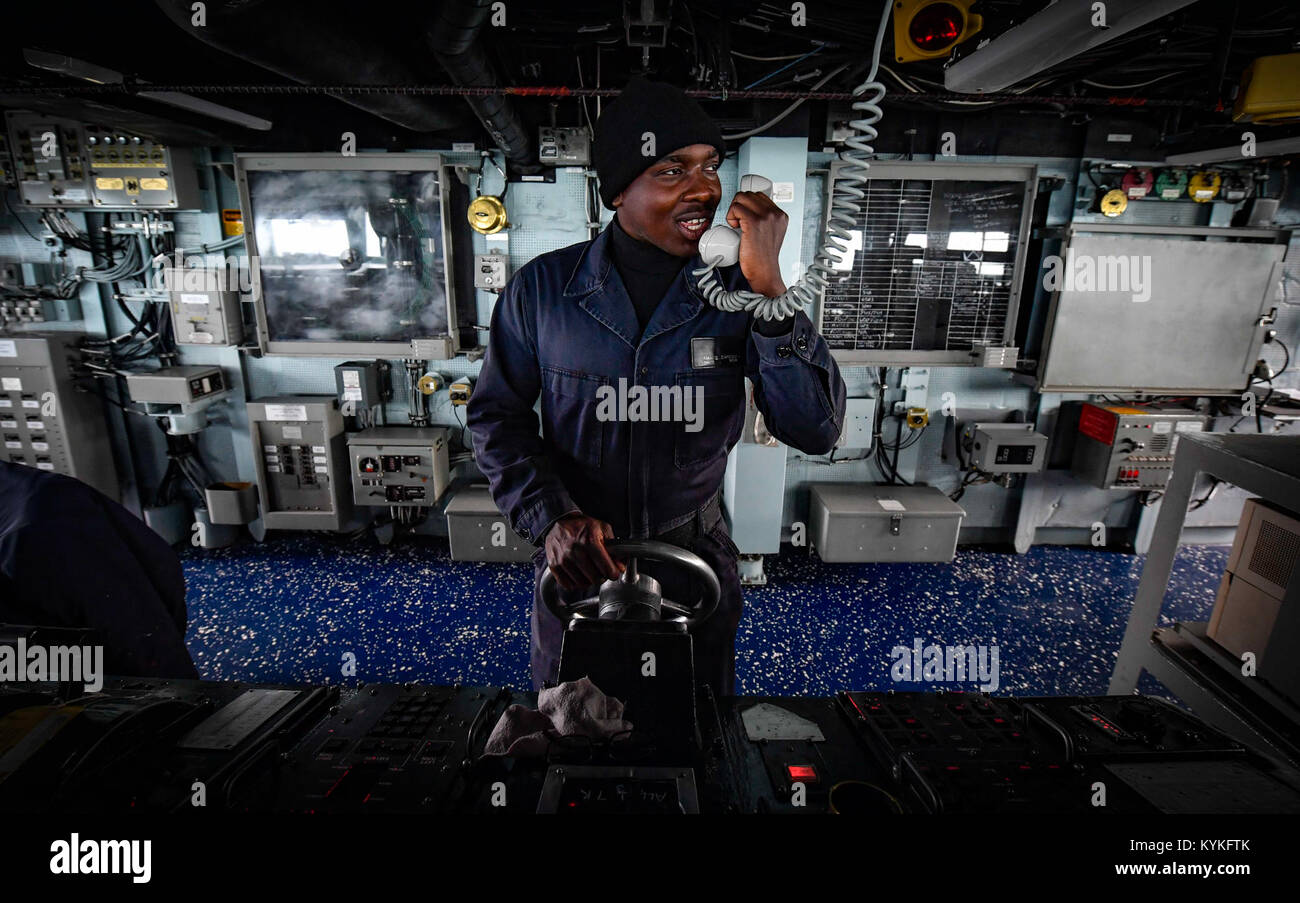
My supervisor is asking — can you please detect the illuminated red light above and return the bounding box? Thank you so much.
[787,765,818,782]
[909,3,964,51]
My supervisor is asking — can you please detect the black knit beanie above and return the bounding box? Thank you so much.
[592,77,727,210]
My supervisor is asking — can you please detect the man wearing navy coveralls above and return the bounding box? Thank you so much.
[467,78,846,696]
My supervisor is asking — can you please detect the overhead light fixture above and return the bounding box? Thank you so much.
[134,92,273,132]
[943,0,1198,94]
[23,48,272,131]
[23,49,122,85]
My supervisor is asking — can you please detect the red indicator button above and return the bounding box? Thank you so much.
[786,765,818,783]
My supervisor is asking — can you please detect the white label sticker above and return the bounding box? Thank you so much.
[452,141,476,152]
[878,499,906,512]
[313,465,328,474]
[267,464,281,473]
[1152,421,1173,434]
[0,399,10,408]
[180,293,212,305]
[2,377,21,391]
[36,462,54,470]
[0,420,15,429]
[1160,189,1180,199]
[281,426,303,440]
[771,181,796,203]
[265,404,308,422]
[3,441,20,449]
[342,387,362,401]
[25,421,44,431]
[1106,133,1132,143]
[1175,421,1203,433]
[263,444,277,452]
[61,189,88,203]
[342,371,360,388]
[30,441,48,451]
[0,340,16,358]
[311,445,326,453]
[21,400,39,409]
[312,455,327,464]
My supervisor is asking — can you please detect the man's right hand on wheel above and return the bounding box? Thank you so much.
[543,512,625,591]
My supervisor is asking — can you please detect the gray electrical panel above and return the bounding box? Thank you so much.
[1037,225,1288,394]
[537,127,591,166]
[967,422,1047,474]
[445,485,535,562]
[125,366,227,405]
[347,427,450,507]
[165,279,244,346]
[473,252,509,291]
[808,483,966,563]
[1069,402,1206,490]
[0,333,118,499]
[6,111,201,210]
[247,396,354,530]
[334,360,387,427]
[835,396,877,449]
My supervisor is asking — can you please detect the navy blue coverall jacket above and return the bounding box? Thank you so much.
[467,223,846,692]
[467,223,847,545]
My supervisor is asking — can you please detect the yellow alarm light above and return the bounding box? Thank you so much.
[894,0,983,64]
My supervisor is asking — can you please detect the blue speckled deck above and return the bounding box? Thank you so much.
[180,537,1228,700]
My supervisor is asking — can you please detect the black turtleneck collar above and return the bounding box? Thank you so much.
[610,213,688,274]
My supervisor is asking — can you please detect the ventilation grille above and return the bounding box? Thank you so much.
[1249,518,1300,589]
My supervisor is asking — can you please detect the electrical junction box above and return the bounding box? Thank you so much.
[967,422,1047,474]
[334,360,386,416]
[125,366,227,405]
[835,396,876,449]
[348,427,450,508]
[1070,403,1206,490]
[166,284,244,346]
[0,333,118,499]
[538,127,591,166]
[445,485,535,561]
[474,252,509,291]
[248,396,354,530]
[808,483,966,563]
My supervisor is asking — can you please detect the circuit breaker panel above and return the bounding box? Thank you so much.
[247,396,354,530]
[0,333,118,498]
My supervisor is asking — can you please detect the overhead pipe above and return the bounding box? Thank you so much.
[429,0,540,173]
